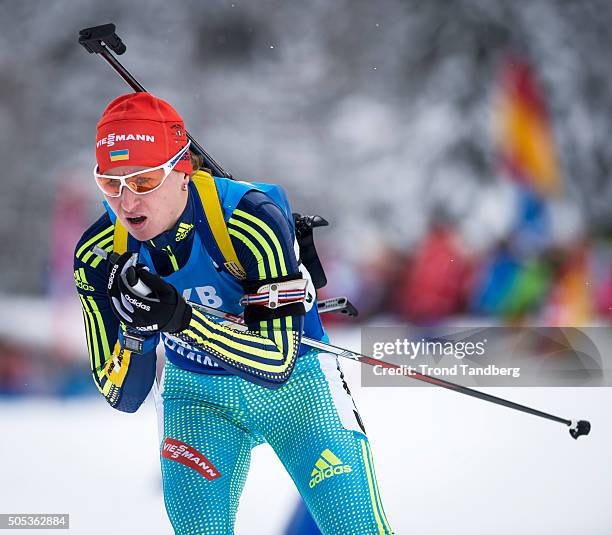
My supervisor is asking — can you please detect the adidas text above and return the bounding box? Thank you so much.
[75,279,95,292]
[309,464,352,488]
[108,264,119,290]
[124,294,151,311]
[309,450,352,488]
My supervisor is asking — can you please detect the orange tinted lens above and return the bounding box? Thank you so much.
[95,176,122,196]
[125,169,166,193]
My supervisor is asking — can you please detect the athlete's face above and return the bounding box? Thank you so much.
[103,167,189,242]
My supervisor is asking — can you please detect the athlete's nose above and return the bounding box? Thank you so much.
[119,186,142,212]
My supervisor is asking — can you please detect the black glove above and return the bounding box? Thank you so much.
[106,251,138,312]
[107,252,192,334]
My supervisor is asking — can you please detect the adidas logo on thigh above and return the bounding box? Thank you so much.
[309,449,352,488]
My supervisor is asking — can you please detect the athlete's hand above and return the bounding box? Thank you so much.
[107,252,192,334]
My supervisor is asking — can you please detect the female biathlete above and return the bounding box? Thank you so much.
[74,92,394,535]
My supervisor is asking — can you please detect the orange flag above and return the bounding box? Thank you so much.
[495,55,563,197]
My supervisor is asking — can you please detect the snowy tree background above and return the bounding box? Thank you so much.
[0,0,610,293]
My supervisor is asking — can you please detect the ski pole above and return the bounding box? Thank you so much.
[92,248,358,321]
[78,23,232,179]
[185,299,591,440]
[92,247,591,440]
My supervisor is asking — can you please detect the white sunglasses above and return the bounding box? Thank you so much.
[93,141,191,197]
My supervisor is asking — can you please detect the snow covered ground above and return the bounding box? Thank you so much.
[0,328,610,534]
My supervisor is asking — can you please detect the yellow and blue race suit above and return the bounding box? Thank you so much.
[73,176,393,535]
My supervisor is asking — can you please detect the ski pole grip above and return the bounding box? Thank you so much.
[96,248,152,296]
[125,266,153,297]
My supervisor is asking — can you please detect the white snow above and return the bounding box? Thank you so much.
[0,327,610,534]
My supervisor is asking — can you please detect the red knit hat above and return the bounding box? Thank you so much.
[96,92,192,175]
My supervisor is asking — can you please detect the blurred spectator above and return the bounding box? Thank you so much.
[48,180,90,297]
[319,243,406,322]
[470,240,551,321]
[0,338,32,396]
[394,220,473,323]
[0,335,94,398]
[594,239,612,321]
[543,241,594,326]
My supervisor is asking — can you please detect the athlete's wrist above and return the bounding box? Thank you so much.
[119,328,158,354]
[166,299,192,334]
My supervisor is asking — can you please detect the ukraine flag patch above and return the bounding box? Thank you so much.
[109,149,129,162]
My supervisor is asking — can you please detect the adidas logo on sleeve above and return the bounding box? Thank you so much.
[74,269,95,292]
[309,449,352,488]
